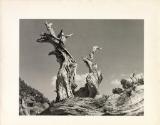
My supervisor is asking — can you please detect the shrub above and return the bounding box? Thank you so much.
[112,88,123,95]
[121,79,133,89]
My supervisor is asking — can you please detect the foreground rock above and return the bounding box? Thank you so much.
[40,85,143,116]
[103,85,144,116]
[40,97,106,115]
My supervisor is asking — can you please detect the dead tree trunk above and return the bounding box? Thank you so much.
[37,21,77,102]
[83,46,103,98]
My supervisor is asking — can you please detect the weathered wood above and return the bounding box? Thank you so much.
[37,22,103,101]
[37,21,77,102]
[83,46,103,98]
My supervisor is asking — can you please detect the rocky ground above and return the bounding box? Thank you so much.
[103,85,144,116]
[19,76,144,116]
[40,85,143,116]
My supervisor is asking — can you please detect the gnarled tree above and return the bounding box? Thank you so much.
[37,21,77,102]
[83,46,103,98]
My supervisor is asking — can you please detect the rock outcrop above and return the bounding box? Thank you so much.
[39,74,143,116]
[40,97,107,115]
[40,84,143,116]
[103,85,144,116]
[103,73,144,115]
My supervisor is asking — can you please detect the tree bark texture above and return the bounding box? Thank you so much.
[37,22,103,101]
[37,21,77,102]
[83,46,103,98]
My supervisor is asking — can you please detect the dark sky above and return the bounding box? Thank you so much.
[20,19,144,100]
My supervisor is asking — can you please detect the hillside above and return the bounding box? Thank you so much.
[19,78,50,115]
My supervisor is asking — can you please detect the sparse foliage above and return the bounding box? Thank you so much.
[121,79,133,89]
[112,73,144,97]
[112,88,124,95]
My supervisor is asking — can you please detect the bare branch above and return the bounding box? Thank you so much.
[45,21,56,37]
[37,21,77,102]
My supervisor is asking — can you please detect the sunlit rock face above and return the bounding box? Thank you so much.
[103,85,144,116]
[40,84,143,116]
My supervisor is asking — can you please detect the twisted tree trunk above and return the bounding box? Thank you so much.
[37,21,77,102]
[55,50,77,101]
[83,46,103,98]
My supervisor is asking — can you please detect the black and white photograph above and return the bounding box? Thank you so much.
[19,19,144,116]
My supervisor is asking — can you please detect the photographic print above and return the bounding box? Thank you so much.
[19,19,144,116]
